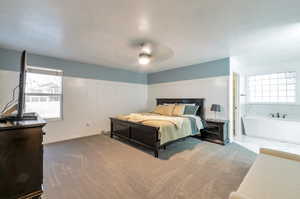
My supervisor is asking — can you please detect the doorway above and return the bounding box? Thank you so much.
[232,72,240,137]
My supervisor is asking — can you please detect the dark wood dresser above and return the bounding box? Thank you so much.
[201,119,229,145]
[0,117,46,199]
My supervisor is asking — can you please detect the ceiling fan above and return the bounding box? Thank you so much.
[138,43,152,65]
[129,39,174,66]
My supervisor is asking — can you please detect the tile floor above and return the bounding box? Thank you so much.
[234,135,300,155]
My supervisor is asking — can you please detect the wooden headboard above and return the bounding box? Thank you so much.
[156,98,205,120]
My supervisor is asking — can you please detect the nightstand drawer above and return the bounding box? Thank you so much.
[203,130,220,136]
[205,124,219,130]
[201,119,229,145]
[202,132,220,141]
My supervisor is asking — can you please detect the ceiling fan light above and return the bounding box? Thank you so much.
[138,53,151,65]
[141,44,152,54]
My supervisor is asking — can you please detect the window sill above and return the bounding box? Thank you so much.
[247,103,297,105]
[45,118,63,122]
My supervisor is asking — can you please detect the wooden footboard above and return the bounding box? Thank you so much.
[110,118,161,157]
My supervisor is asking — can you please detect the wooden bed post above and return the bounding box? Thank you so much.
[154,134,160,158]
[154,150,159,158]
[110,120,113,138]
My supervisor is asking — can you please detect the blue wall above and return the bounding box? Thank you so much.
[148,58,230,84]
[0,48,147,84]
[0,48,229,85]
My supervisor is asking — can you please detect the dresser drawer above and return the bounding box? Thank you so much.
[0,127,44,199]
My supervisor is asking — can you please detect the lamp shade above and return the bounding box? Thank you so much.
[210,104,221,112]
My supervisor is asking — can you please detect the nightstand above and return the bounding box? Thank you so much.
[201,119,229,145]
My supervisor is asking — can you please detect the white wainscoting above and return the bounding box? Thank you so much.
[0,69,229,143]
[147,76,229,120]
[0,70,148,143]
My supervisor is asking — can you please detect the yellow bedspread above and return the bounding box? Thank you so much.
[117,113,201,145]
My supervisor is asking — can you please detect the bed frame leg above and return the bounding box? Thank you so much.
[110,121,114,138]
[163,145,166,150]
[154,150,159,158]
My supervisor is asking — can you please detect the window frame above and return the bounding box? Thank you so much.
[25,66,64,121]
[246,71,296,105]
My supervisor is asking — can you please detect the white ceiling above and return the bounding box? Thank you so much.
[0,0,300,73]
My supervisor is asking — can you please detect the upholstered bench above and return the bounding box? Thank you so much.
[229,148,300,199]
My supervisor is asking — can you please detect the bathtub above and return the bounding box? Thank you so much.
[243,116,300,144]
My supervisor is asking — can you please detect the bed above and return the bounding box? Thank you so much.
[110,98,205,157]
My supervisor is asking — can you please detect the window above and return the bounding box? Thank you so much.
[25,67,63,120]
[248,72,296,104]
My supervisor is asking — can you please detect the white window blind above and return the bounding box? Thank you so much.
[248,72,296,104]
[25,66,63,120]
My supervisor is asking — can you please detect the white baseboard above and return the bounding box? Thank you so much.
[44,131,102,144]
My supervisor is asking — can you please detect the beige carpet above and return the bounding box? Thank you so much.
[43,134,256,199]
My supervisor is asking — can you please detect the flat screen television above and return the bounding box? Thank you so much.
[17,50,27,119]
[0,50,37,121]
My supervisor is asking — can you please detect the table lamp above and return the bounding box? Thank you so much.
[211,104,221,119]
